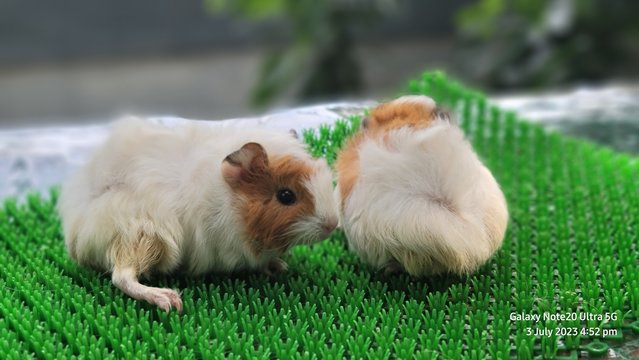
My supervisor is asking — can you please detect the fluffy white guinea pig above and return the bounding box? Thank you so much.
[335,95,508,276]
[58,117,338,312]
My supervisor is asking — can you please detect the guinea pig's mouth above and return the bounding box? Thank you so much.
[285,217,336,246]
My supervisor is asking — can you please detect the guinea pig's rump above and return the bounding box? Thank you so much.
[340,124,508,275]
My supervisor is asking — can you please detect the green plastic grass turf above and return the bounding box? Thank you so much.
[1,71,638,359]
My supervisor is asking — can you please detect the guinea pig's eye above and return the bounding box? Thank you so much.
[276,188,297,206]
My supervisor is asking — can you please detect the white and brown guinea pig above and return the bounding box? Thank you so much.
[58,117,338,312]
[335,95,508,276]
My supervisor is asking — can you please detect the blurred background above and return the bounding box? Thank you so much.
[0,0,464,127]
[1,0,638,148]
[1,0,638,199]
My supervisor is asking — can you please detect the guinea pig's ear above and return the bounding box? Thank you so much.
[289,129,299,139]
[222,142,269,188]
[432,107,457,126]
[361,116,371,129]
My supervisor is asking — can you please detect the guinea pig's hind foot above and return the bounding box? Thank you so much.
[112,266,183,313]
[261,258,289,276]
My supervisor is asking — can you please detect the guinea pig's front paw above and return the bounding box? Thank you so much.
[382,260,404,275]
[261,258,289,276]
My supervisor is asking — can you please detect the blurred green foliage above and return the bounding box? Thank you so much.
[454,0,639,88]
[206,0,394,107]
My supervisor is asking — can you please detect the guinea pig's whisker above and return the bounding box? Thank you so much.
[269,240,293,253]
[296,224,323,245]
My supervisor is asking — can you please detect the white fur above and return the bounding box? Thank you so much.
[58,117,337,276]
[341,120,508,275]
[392,95,436,109]
[291,162,336,239]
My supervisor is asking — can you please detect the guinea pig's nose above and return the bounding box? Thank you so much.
[321,219,338,236]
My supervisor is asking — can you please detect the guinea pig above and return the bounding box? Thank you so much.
[335,95,508,276]
[58,117,339,312]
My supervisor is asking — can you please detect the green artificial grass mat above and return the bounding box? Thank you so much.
[1,72,638,359]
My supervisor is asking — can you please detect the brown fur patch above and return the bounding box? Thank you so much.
[234,155,316,256]
[366,99,437,134]
[336,98,442,207]
[335,132,365,208]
